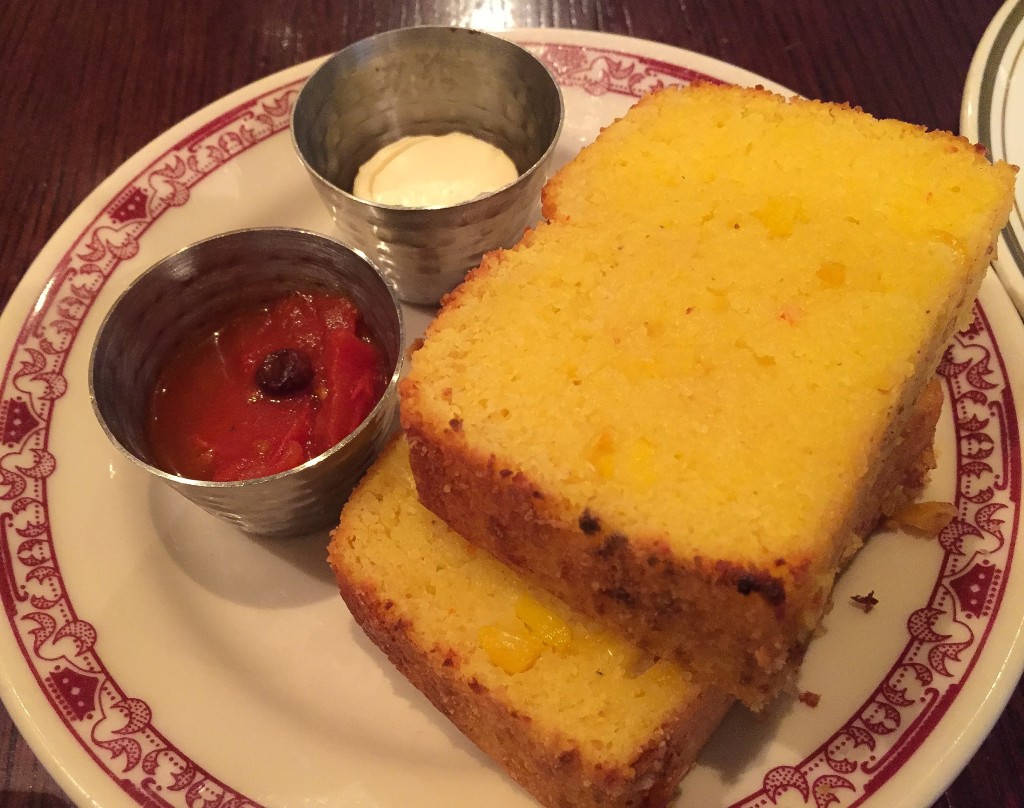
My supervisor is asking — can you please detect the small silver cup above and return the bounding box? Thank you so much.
[291,26,564,305]
[89,228,404,537]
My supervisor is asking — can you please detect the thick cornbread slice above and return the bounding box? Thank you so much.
[328,437,733,808]
[398,83,1016,708]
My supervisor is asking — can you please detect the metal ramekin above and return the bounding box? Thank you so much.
[89,228,404,537]
[291,26,564,305]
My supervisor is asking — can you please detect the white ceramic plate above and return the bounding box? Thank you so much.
[1,28,1022,808]
[963,0,1024,316]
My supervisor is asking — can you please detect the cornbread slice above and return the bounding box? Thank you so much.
[399,83,1016,708]
[328,436,734,808]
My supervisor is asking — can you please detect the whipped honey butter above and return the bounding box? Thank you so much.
[352,132,518,207]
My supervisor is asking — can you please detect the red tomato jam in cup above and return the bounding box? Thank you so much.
[145,290,387,482]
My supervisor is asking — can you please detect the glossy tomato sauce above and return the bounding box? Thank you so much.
[145,290,386,482]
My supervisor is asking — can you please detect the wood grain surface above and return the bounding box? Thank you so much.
[0,1,1021,807]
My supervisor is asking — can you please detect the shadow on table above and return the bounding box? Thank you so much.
[0,794,71,808]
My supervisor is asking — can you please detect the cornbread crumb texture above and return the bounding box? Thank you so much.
[402,376,941,711]
[327,437,722,769]
[405,83,1016,570]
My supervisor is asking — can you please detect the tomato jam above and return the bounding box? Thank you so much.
[145,290,387,482]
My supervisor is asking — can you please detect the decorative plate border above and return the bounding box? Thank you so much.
[0,80,302,808]
[0,38,1018,808]
[735,304,1019,808]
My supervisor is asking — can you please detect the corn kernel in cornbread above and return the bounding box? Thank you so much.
[328,437,733,808]
[477,623,545,673]
[399,83,1016,709]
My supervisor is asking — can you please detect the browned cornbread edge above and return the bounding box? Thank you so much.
[400,374,944,709]
[330,546,734,808]
[855,376,944,534]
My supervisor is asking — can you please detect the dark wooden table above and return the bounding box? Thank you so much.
[1,1,1021,806]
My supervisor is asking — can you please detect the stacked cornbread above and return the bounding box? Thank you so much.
[398,83,1016,709]
[328,437,734,808]
[329,389,941,806]
[329,82,1014,806]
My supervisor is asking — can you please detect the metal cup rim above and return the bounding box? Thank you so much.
[88,226,405,491]
[289,26,565,213]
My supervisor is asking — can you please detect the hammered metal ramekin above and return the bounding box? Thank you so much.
[89,228,404,537]
[291,26,564,305]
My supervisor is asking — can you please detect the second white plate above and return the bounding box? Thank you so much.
[963,0,1024,315]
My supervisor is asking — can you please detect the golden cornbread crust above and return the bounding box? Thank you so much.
[329,437,734,808]
[334,569,732,808]
[402,378,941,707]
[399,83,1016,709]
